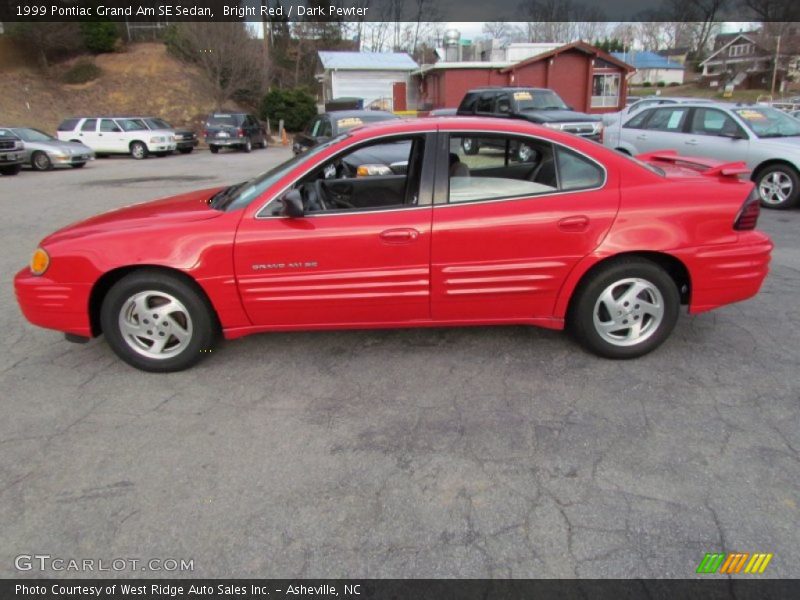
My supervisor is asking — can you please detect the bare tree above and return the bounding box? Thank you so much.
[483,22,512,41]
[168,22,269,109]
[659,0,729,58]
[9,22,83,69]
[517,0,606,42]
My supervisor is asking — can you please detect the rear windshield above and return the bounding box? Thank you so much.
[57,118,81,132]
[207,114,243,127]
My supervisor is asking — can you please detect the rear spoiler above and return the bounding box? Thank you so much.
[637,150,750,178]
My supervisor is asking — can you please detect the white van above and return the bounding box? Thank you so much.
[56,116,176,159]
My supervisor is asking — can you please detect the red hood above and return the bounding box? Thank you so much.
[43,187,225,245]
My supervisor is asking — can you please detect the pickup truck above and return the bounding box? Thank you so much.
[456,87,603,159]
[0,129,24,175]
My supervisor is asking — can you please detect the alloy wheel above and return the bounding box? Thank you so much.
[758,170,794,205]
[592,278,665,347]
[117,290,193,359]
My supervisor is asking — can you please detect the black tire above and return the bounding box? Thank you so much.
[72,162,86,168]
[209,145,219,154]
[461,137,479,155]
[32,151,53,171]
[568,258,680,359]
[154,151,169,158]
[178,147,194,154]
[754,164,799,210]
[517,143,533,162]
[101,270,219,372]
[242,137,252,153]
[258,136,267,149]
[130,141,148,160]
[0,164,22,176]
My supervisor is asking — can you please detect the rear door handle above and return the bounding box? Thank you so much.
[685,139,699,145]
[380,228,419,243]
[636,134,647,140]
[558,215,590,232]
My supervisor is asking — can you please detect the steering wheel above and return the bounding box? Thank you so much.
[301,181,326,212]
[315,179,356,209]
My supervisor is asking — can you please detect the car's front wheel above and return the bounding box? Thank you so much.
[32,151,53,171]
[130,141,148,160]
[756,164,799,209]
[72,162,86,168]
[101,270,218,372]
[569,259,679,359]
[0,164,21,176]
[209,145,219,154]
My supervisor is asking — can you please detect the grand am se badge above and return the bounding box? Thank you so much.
[252,261,319,271]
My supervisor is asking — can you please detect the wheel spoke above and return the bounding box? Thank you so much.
[118,290,194,360]
[166,316,190,343]
[626,320,643,340]
[149,336,168,354]
[619,280,647,306]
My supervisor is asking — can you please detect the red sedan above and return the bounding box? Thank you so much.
[15,118,773,372]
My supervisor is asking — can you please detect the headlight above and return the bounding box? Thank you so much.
[356,164,392,177]
[52,150,69,158]
[30,248,50,276]
[542,123,563,130]
[150,136,165,143]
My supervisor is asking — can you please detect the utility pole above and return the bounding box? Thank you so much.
[771,34,781,97]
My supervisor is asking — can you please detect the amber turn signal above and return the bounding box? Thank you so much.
[30,248,50,276]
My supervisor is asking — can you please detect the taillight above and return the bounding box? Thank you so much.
[734,187,760,231]
[203,130,209,137]
[238,128,244,137]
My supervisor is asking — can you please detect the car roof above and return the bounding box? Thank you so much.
[632,96,715,103]
[325,110,397,119]
[465,87,550,93]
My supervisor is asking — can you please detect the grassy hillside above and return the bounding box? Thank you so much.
[0,43,245,134]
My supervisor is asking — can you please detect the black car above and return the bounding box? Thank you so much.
[204,112,267,154]
[0,129,24,176]
[456,87,603,153]
[293,110,397,155]
[138,117,198,154]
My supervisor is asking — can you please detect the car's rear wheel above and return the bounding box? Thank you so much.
[72,162,86,168]
[32,151,53,171]
[101,271,218,372]
[242,137,252,153]
[461,138,479,155]
[130,141,148,160]
[569,259,679,359]
[209,145,219,154]
[755,164,799,209]
[0,164,21,176]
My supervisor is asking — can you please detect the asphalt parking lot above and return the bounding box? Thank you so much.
[1,147,799,579]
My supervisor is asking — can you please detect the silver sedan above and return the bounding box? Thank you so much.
[2,127,94,171]
[604,103,800,209]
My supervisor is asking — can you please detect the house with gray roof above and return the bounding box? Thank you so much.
[316,51,419,111]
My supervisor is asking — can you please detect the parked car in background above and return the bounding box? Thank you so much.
[604,102,800,209]
[601,96,715,126]
[15,117,771,371]
[293,110,397,155]
[790,109,800,120]
[203,112,267,154]
[2,127,93,170]
[456,87,603,143]
[0,128,25,175]
[56,116,176,159]
[427,108,457,117]
[135,117,198,154]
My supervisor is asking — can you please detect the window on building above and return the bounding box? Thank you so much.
[591,73,620,108]
[729,44,753,57]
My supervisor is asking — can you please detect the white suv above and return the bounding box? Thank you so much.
[56,116,176,159]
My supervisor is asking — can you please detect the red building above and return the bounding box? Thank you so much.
[414,41,634,114]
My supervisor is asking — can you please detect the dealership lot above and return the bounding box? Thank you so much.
[1,148,799,578]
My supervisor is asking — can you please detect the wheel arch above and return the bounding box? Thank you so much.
[751,158,799,182]
[88,265,220,337]
[557,251,691,321]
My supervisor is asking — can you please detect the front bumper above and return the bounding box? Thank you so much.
[148,142,177,152]
[176,138,199,149]
[14,268,93,337]
[0,151,23,165]
[52,153,94,166]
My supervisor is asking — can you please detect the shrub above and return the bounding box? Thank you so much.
[642,81,652,87]
[80,21,119,54]
[260,88,317,132]
[668,81,680,87]
[656,81,666,87]
[62,60,101,84]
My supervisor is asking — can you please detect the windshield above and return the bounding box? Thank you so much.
[116,118,147,132]
[215,134,349,211]
[0,128,21,140]
[515,90,569,111]
[144,118,171,130]
[734,107,800,138]
[10,128,54,142]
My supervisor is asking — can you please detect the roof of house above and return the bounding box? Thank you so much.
[611,51,685,70]
[318,51,418,71]
[700,33,768,66]
[499,41,635,73]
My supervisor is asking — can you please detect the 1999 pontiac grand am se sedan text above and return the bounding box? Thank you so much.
[15,118,773,372]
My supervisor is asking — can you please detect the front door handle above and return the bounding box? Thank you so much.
[636,134,647,140]
[380,228,419,244]
[685,139,699,145]
[558,215,590,232]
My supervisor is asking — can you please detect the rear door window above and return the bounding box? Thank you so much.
[689,108,744,137]
[556,147,605,191]
[476,92,496,114]
[99,119,119,132]
[644,107,689,132]
[81,119,98,132]
[58,118,81,132]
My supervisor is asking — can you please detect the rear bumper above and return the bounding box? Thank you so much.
[205,137,247,147]
[681,231,773,314]
[14,268,92,337]
[176,139,199,149]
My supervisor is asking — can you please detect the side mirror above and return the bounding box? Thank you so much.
[282,189,304,218]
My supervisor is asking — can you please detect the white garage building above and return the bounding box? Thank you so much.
[317,51,419,111]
